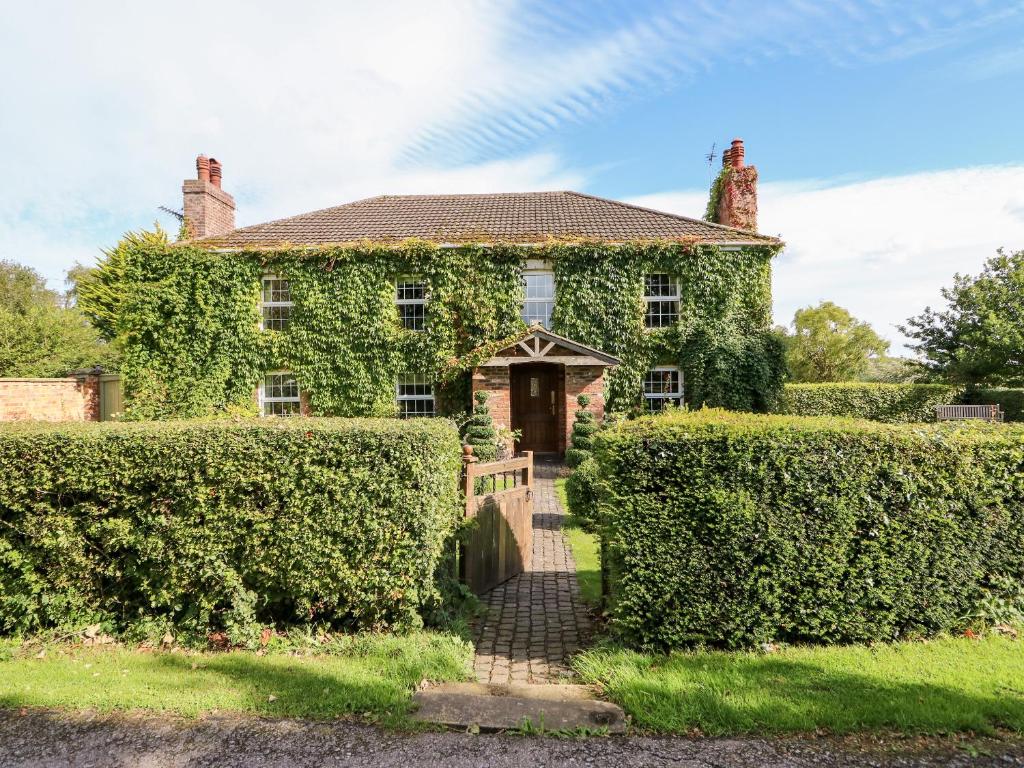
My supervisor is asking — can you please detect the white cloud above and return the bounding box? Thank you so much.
[631,165,1024,354]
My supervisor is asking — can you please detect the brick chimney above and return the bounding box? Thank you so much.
[712,138,758,232]
[182,154,235,238]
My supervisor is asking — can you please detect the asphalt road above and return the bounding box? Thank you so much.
[0,710,1021,768]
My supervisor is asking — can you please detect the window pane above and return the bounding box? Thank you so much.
[396,280,426,301]
[399,302,425,331]
[521,272,555,327]
[645,300,678,329]
[262,304,291,331]
[396,374,435,418]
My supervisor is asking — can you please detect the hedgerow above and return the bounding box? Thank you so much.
[962,387,1024,423]
[594,409,1024,650]
[84,238,782,419]
[775,382,963,422]
[0,418,462,642]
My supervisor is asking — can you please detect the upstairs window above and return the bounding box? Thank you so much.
[396,374,435,418]
[521,271,555,328]
[261,276,292,331]
[259,372,301,416]
[643,367,682,413]
[644,273,679,329]
[396,278,427,331]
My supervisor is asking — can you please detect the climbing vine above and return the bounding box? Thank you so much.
[705,167,732,222]
[89,237,782,419]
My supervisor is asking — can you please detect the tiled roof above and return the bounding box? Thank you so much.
[198,191,780,248]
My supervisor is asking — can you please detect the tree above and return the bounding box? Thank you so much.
[464,390,497,462]
[566,393,597,468]
[783,301,889,383]
[901,249,1024,387]
[74,225,171,341]
[0,261,115,377]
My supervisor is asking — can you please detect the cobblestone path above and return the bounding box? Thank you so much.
[472,458,591,684]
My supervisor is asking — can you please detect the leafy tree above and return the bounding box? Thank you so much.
[901,249,1024,386]
[0,261,115,376]
[75,226,171,341]
[783,301,889,383]
[858,356,923,384]
[566,393,597,468]
[464,390,497,462]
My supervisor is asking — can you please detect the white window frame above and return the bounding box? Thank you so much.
[260,275,293,331]
[396,374,435,418]
[521,269,555,328]
[644,273,680,329]
[259,371,301,417]
[395,277,427,332]
[643,366,683,412]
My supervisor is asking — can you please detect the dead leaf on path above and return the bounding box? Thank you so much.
[267,694,277,703]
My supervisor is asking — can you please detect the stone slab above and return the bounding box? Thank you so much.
[412,689,626,734]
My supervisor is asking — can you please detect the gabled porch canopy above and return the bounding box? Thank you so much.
[478,324,620,367]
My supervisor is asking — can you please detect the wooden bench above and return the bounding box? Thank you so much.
[935,404,1004,422]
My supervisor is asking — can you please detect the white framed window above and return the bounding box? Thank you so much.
[644,273,679,329]
[259,372,301,416]
[396,278,427,331]
[521,271,555,328]
[396,374,435,418]
[643,366,683,412]
[261,276,292,331]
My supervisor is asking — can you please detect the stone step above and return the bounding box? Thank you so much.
[412,682,626,734]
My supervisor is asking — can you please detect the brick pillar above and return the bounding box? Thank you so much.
[564,366,607,453]
[72,368,103,421]
[471,366,511,451]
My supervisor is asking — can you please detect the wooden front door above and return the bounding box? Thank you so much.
[511,364,559,453]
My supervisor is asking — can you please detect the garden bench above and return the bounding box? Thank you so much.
[935,404,1004,422]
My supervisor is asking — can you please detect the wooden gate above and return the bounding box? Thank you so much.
[460,451,534,595]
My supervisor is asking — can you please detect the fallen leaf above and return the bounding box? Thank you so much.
[34,650,45,659]
[267,694,277,703]
[83,624,101,639]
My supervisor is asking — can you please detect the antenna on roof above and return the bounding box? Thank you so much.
[705,142,717,184]
[158,205,184,222]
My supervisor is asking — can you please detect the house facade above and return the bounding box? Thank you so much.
[147,139,782,454]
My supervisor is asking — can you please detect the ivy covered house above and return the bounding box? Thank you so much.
[110,140,782,454]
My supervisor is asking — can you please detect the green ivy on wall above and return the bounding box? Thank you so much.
[92,238,782,420]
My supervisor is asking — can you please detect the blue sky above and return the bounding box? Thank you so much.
[2,0,1023,352]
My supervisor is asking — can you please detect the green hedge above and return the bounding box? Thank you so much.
[775,382,963,423]
[962,387,1024,423]
[0,418,462,641]
[595,409,1024,650]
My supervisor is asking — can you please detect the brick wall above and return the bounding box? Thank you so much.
[0,372,101,422]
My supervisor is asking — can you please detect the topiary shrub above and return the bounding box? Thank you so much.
[566,394,596,468]
[464,390,498,462]
[0,418,462,643]
[775,382,964,422]
[565,455,600,532]
[595,409,1024,650]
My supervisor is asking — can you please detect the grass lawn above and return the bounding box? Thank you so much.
[0,631,471,725]
[574,632,1024,736]
[554,477,601,607]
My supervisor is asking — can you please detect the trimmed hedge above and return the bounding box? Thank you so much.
[775,382,963,423]
[962,387,1024,423]
[0,418,462,641]
[595,409,1024,650]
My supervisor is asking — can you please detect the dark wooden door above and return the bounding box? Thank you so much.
[511,364,559,453]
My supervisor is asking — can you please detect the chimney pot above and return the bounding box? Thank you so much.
[208,158,222,188]
[196,154,210,182]
[729,138,745,169]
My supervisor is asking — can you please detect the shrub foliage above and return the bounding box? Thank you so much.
[962,387,1024,423]
[0,418,462,641]
[594,409,1024,649]
[775,382,963,423]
